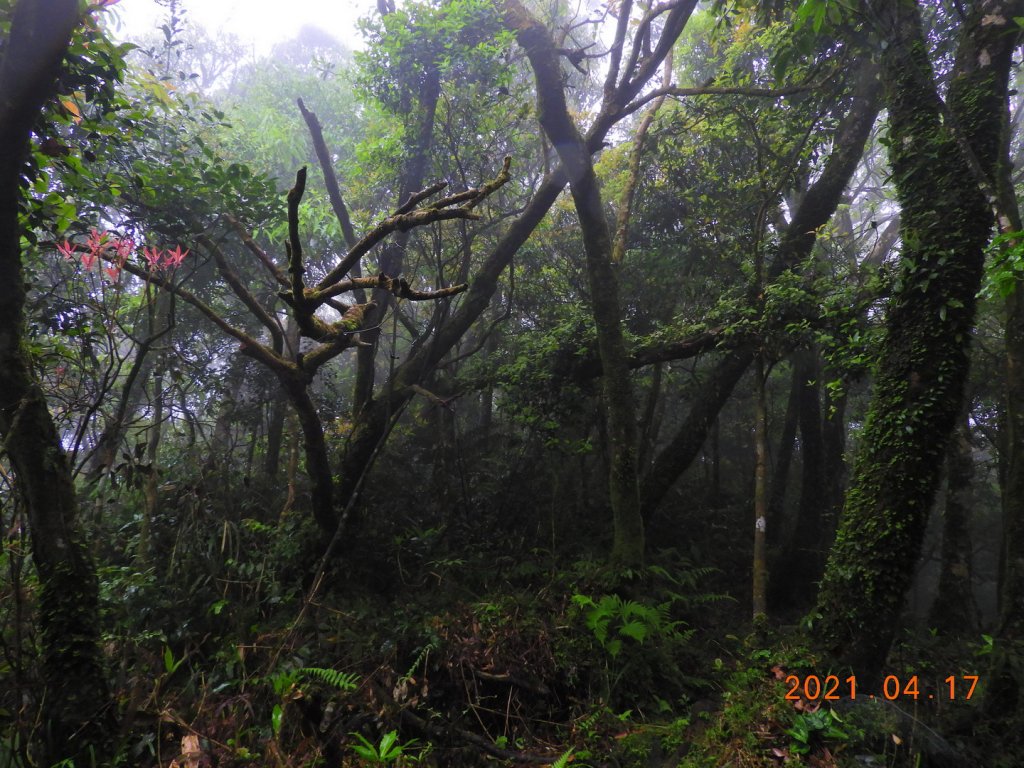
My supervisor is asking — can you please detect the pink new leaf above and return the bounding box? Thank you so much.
[143,246,162,269]
[113,237,134,266]
[86,228,108,255]
[162,245,189,269]
[57,240,77,261]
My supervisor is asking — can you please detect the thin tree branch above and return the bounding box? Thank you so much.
[297,98,358,249]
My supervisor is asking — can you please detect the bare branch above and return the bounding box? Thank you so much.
[301,273,469,305]
[196,234,285,350]
[619,0,688,93]
[287,167,308,309]
[603,0,633,99]
[621,82,822,119]
[224,214,289,286]
[318,158,511,290]
[396,181,448,215]
[297,98,358,249]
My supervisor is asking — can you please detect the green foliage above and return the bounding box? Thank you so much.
[571,593,683,660]
[355,0,514,115]
[981,230,1024,300]
[350,730,424,765]
[784,707,849,755]
[296,666,359,691]
[792,0,857,35]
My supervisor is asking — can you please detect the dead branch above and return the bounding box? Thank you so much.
[296,98,358,249]
[320,157,511,289]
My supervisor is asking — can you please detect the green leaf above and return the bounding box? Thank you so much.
[379,730,402,759]
[618,620,649,643]
[271,704,284,738]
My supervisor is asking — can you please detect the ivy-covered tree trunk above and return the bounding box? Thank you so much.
[984,5,1024,722]
[0,1,113,763]
[813,0,1020,683]
[502,0,644,566]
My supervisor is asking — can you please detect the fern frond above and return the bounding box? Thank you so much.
[549,747,574,768]
[298,667,359,691]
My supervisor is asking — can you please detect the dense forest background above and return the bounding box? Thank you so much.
[1,0,1023,765]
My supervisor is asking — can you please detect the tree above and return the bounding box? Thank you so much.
[500,0,658,567]
[813,0,1023,683]
[0,1,113,763]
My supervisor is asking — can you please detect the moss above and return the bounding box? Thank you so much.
[813,0,1008,681]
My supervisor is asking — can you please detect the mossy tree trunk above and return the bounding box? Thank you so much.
[983,4,1024,722]
[0,1,113,763]
[501,0,644,566]
[812,0,1021,684]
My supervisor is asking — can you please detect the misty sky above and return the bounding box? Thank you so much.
[107,0,380,53]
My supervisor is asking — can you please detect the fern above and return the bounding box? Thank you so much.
[400,641,437,684]
[549,747,574,768]
[297,667,359,691]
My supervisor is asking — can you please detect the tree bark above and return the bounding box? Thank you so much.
[813,0,1020,684]
[0,1,113,763]
[502,0,644,565]
[771,347,827,609]
[752,355,769,618]
[929,412,978,634]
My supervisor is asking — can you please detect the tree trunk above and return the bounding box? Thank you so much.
[820,374,848,546]
[502,0,644,566]
[0,2,113,763]
[265,316,300,478]
[984,7,1024,720]
[752,355,769,618]
[929,412,978,634]
[282,374,336,537]
[813,0,1019,684]
[767,359,803,531]
[771,348,826,609]
[140,360,165,565]
[640,61,881,520]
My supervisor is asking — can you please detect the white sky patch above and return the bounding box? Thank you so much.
[105,0,379,53]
